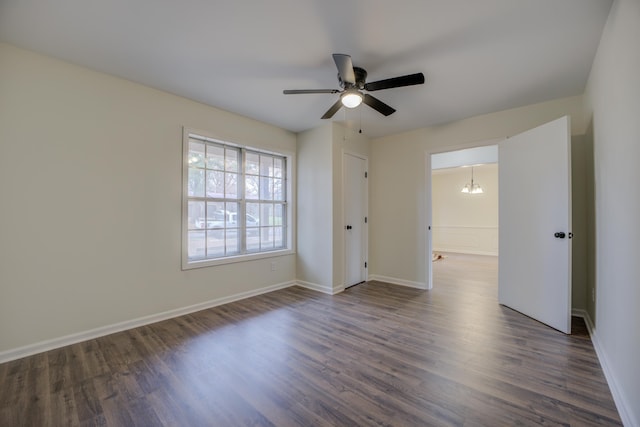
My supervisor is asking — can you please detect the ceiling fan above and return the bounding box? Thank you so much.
[283,53,425,119]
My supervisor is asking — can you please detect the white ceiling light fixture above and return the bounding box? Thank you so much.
[341,89,363,108]
[461,166,484,194]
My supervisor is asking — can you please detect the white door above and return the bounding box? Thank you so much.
[499,116,572,333]
[344,153,367,288]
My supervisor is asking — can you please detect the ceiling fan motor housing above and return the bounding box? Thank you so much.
[339,66,368,90]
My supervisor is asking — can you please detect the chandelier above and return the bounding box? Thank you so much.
[461,167,483,194]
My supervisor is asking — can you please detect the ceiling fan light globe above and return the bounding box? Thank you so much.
[341,92,363,108]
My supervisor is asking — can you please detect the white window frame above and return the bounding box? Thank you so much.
[182,128,295,269]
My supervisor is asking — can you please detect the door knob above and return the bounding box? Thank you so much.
[554,232,566,239]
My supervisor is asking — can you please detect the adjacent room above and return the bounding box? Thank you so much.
[1,0,638,425]
[431,146,499,263]
[430,153,499,314]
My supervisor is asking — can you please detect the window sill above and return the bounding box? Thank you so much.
[182,248,295,270]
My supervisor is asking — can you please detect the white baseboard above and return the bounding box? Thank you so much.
[295,280,341,295]
[571,309,637,427]
[367,274,427,290]
[0,280,296,364]
[433,248,499,256]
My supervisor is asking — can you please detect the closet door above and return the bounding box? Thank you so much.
[344,153,368,288]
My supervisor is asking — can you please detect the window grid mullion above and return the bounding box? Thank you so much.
[239,148,247,255]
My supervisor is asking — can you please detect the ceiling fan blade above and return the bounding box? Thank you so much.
[332,54,356,85]
[283,89,339,94]
[321,98,343,119]
[363,94,396,116]
[364,72,425,92]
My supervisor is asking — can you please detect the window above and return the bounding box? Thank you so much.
[183,131,290,268]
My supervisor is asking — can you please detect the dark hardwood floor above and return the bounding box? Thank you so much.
[0,253,621,426]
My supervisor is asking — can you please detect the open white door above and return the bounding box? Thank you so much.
[499,116,572,334]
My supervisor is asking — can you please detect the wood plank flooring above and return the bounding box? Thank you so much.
[0,253,622,426]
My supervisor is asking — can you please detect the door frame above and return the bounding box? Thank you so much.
[426,139,504,290]
[343,150,369,288]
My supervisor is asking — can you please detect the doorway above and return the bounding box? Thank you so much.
[430,145,499,287]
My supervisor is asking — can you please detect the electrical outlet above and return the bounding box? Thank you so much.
[271,262,277,271]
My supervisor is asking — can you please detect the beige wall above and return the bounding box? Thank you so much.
[297,122,369,293]
[432,165,498,255]
[0,43,297,355]
[584,0,640,424]
[570,135,589,311]
[583,121,597,323]
[297,124,333,291]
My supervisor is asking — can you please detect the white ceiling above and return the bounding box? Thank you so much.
[0,0,612,138]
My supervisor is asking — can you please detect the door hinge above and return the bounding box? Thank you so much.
[364,171,368,178]
[364,217,368,223]
[364,262,367,268]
